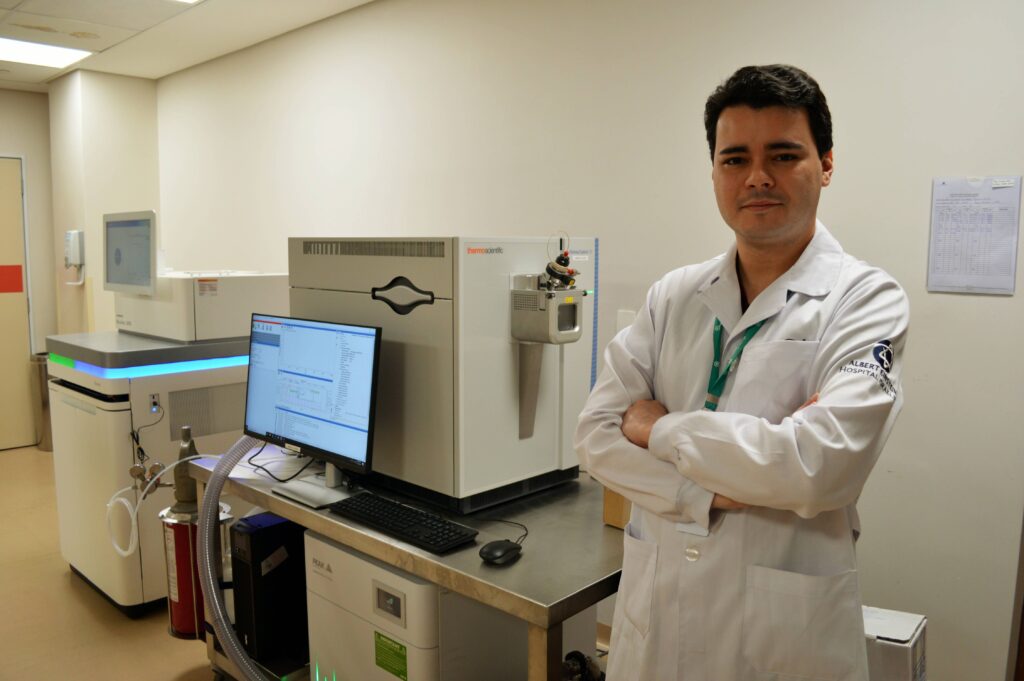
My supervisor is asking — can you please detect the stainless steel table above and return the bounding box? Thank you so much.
[190,458,623,681]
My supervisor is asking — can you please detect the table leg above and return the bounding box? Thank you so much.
[527,621,563,681]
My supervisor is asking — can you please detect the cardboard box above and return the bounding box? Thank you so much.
[602,486,631,529]
[863,606,927,681]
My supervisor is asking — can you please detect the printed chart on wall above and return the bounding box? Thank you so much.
[927,176,1021,294]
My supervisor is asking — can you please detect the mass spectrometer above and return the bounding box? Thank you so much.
[288,236,598,513]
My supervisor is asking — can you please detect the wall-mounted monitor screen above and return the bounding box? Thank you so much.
[103,210,156,296]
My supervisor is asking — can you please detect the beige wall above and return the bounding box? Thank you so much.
[49,71,159,333]
[0,88,55,353]
[44,0,1024,678]
[48,72,86,334]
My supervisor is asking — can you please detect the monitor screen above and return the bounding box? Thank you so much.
[244,313,382,476]
[103,210,157,296]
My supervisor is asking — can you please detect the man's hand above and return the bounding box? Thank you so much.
[712,494,750,510]
[621,399,668,449]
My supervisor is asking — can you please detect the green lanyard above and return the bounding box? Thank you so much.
[704,318,765,411]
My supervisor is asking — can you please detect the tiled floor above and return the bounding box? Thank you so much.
[0,445,213,681]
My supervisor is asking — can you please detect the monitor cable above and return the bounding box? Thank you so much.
[244,442,316,483]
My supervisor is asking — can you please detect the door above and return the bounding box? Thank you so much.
[0,157,33,449]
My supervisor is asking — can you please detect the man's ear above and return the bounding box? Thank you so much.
[821,150,834,187]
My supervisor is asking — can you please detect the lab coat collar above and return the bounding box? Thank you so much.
[697,221,843,338]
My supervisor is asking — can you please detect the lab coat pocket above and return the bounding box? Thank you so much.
[728,340,819,422]
[742,565,864,680]
[620,522,658,637]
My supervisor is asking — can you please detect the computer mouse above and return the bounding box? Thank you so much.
[479,539,522,566]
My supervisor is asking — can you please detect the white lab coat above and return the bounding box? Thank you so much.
[576,224,908,681]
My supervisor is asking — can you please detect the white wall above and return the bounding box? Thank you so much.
[49,71,160,333]
[152,1,1024,679]
[0,89,55,353]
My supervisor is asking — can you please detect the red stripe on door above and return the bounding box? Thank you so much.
[0,265,24,293]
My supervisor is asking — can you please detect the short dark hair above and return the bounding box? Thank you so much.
[704,64,832,160]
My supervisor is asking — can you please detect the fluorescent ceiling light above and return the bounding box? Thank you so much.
[0,37,91,69]
[170,0,202,3]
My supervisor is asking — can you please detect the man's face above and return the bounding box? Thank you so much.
[711,105,833,248]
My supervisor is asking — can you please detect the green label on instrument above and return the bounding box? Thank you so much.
[374,631,408,680]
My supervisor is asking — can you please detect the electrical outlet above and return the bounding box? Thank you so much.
[148,393,160,413]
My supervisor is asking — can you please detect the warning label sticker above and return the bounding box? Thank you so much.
[374,631,408,680]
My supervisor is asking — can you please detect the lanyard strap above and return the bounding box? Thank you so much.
[704,318,765,411]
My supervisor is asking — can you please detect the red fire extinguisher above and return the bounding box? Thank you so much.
[161,505,203,638]
[161,426,203,638]
[160,426,230,639]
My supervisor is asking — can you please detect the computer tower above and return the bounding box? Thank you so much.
[231,512,309,676]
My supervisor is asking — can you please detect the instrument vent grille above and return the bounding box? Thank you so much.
[301,240,446,258]
[168,382,245,439]
[512,291,540,311]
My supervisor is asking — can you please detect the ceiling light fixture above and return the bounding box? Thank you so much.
[170,0,203,4]
[0,37,91,68]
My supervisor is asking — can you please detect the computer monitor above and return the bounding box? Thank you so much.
[103,210,157,296]
[244,313,382,505]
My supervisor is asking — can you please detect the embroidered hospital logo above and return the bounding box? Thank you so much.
[872,340,894,373]
[839,339,897,399]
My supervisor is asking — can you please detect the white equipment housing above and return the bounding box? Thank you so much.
[288,237,598,513]
[46,333,252,613]
[115,272,288,342]
[305,531,597,681]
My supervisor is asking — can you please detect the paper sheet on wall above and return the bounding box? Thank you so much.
[927,176,1021,294]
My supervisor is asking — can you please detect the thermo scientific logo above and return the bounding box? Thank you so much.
[466,247,504,255]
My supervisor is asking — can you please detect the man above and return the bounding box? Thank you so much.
[575,65,908,681]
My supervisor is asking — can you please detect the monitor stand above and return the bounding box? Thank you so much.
[272,463,350,510]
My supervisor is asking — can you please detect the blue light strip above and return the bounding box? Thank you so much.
[70,355,249,380]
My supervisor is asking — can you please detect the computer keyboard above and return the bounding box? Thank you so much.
[327,492,478,554]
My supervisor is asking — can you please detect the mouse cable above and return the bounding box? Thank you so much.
[478,517,528,544]
[246,442,316,483]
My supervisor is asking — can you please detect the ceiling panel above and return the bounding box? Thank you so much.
[0,0,379,90]
[1,11,136,51]
[0,58,58,83]
[76,0,376,80]
[18,0,192,32]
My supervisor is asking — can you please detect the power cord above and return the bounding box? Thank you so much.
[130,404,165,465]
